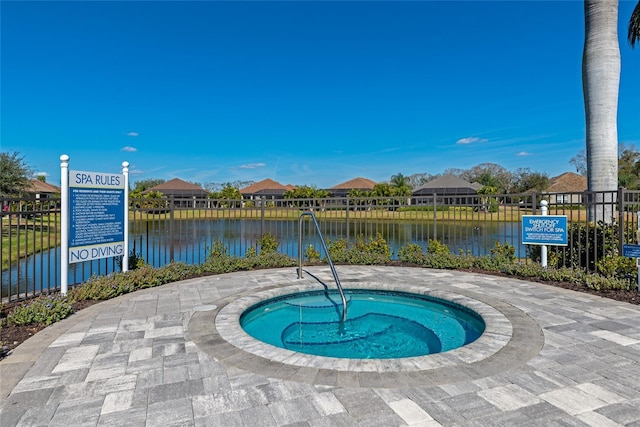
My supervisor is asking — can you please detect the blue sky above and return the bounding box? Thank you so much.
[2,1,639,189]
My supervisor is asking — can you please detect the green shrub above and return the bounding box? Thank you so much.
[553,221,621,271]
[398,243,425,264]
[490,241,516,262]
[596,255,637,279]
[7,295,74,326]
[305,244,321,262]
[258,233,279,255]
[327,235,391,265]
[327,239,349,262]
[245,246,257,258]
[426,239,450,255]
[115,249,145,271]
[207,239,229,259]
[68,263,198,301]
[363,233,391,257]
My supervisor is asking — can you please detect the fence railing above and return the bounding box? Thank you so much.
[3,189,640,302]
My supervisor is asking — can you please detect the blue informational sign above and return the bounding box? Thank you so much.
[623,244,640,258]
[68,170,125,263]
[522,215,568,246]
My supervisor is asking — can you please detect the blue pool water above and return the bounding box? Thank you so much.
[240,290,485,359]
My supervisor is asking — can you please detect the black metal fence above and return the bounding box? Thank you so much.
[3,189,640,301]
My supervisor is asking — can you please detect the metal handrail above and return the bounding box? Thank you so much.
[298,211,347,322]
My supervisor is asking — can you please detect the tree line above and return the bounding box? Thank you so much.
[3,143,640,199]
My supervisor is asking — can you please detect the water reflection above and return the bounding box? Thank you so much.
[2,219,522,298]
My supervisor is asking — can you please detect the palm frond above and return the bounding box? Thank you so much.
[629,0,640,48]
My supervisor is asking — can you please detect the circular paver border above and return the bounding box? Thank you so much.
[189,279,544,388]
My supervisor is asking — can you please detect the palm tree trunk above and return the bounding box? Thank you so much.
[583,0,620,223]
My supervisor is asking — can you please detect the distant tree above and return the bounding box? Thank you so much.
[571,145,640,189]
[513,168,549,193]
[476,185,499,212]
[629,0,640,48]
[130,178,165,199]
[219,184,241,200]
[0,151,34,196]
[205,180,254,192]
[209,183,242,207]
[36,175,46,183]
[443,168,465,177]
[406,173,436,189]
[373,183,394,197]
[569,149,587,176]
[284,185,329,199]
[618,144,640,189]
[460,163,514,194]
[389,173,412,196]
[131,179,165,193]
[347,188,374,199]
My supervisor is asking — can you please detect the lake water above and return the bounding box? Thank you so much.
[2,219,524,298]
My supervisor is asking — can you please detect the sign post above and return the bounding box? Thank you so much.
[122,161,129,272]
[621,212,640,291]
[522,200,568,267]
[60,155,69,295]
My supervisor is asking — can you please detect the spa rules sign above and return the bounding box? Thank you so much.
[68,170,126,263]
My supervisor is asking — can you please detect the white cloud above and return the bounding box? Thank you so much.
[240,163,266,169]
[127,131,139,137]
[122,146,138,152]
[456,137,488,145]
[517,151,532,156]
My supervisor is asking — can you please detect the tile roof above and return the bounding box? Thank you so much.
[546,172,587,193]
[329,177,377,190]
[240,179,295,194]
[148,178,206,192]
[26,179,61,193]
[413,174,478,192]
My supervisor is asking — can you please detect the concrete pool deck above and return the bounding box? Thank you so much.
[1,266,639,426]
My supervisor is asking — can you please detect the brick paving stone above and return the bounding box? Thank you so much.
[575,411,624,427]
[194,410,244,427]
[2,267,640,426]
[146,397,194,426]
[477,384,542,411]
[97,407,147,426]
[49,396,104,426]
[268,396,322,425]
[388,398,435,425]
[596,402,640,425]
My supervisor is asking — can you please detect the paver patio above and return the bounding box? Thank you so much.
[1,266,639,426]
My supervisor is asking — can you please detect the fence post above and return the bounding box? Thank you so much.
[261,196,265,237]
[433,193,437,240]
[540,200,548,268]
[345,196,350,241]
[618,187,625,256]
[169,196,175,262]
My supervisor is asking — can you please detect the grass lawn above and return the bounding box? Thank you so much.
[1,217,60,271]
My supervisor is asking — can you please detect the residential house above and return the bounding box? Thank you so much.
[239,179,296,203]
[23,179,61,199]
[327,177,377,197]
[412,174,482,205]
[145,178,209,208]
[544,172,588,205]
